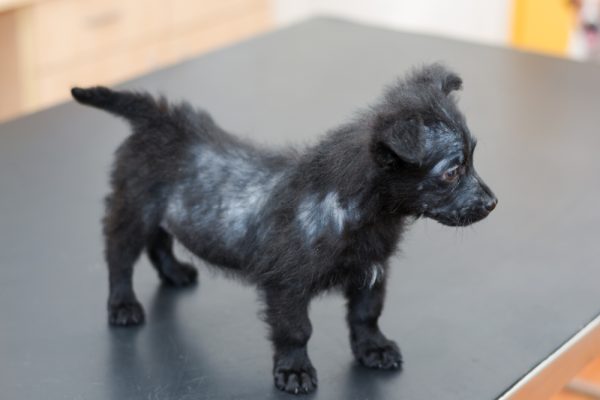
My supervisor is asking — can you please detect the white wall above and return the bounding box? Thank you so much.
[274,0,512,46]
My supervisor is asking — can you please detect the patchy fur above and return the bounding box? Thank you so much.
[71,63,496,395]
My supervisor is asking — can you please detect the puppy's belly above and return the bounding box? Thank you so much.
[163,222,245,270]
[161,191,265,271]
[161,153,282,270]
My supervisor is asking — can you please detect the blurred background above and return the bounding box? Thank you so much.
[0,0,598,122]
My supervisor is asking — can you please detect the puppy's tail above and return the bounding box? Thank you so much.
[71,86,164,123]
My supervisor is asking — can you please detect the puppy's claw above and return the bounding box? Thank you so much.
[353,338,403,370]
[273,365,318,394]
[108,301,145,326]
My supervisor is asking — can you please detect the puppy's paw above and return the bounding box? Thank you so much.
[353,339,402,370]
[160,263,198,287]
[108,301,145,326]
[273,360,318,394]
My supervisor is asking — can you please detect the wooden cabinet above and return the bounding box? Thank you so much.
[30,0,166,71]
[0,0,272,122]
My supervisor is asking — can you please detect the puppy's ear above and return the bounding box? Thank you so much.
[440,72,462,95]
[371,114,425,169]
[413,63,462,95]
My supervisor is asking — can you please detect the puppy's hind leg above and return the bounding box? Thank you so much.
[104,199,147,326]
[147,227,197,287]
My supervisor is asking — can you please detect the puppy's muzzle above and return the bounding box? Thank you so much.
[464,191,498,225]
[427,189,498,227]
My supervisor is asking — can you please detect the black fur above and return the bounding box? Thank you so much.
[71,64,496,395]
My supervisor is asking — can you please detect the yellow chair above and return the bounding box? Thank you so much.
[511,0,576,56]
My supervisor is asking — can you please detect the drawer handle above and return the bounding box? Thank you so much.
[85,10,121,29]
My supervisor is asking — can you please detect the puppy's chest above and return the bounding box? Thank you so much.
[310,221,401,290]
[319,258,386,291]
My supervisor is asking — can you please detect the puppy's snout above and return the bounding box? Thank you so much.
[474,174,497,214]
[484,197,497,212]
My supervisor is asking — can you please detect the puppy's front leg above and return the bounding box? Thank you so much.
[346,277,402,370]
[264,288,317,394]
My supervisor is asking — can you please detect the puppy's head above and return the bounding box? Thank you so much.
[370,64,497,226]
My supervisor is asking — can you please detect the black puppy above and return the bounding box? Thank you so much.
[72,64,496,395]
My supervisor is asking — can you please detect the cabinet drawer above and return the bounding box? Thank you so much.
[167,6,271,62]
[30,0,166,71]
[170,0,269,32]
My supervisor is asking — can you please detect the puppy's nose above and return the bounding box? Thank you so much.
[484,197,498,212]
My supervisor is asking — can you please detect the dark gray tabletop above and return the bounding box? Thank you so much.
[1,17,599,400]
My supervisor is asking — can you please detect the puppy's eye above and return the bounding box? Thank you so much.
[442,165,462,183]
